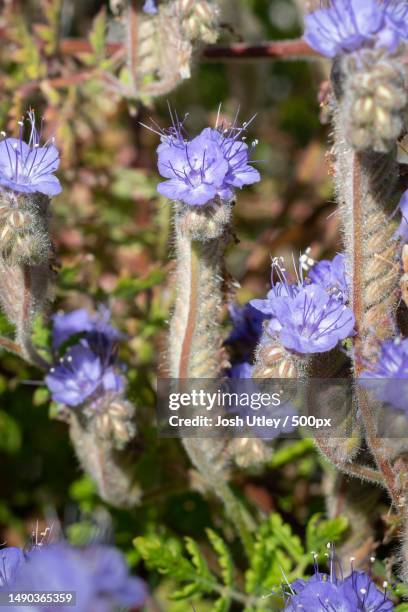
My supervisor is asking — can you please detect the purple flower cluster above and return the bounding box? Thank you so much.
[0,111,61,197]
[285,569,393,611]
[250,254,355,354]
[0,543,146,611]
[362,337,408,411]
[45,307,125,407]
[304,0,408,58]
[155,115,260,206]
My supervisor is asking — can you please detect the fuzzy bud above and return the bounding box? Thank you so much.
[175,200,233,242]
[176,0,220,44]
[333,49,407,153]
[0,191,51,265]
[69,403,140,509]
[88,396,136,451]
[128,0,220,98]
[253,337,305,379]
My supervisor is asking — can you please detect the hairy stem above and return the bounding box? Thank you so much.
[169,205,255,556]
[335,126,402,507]
[70,413,141,509]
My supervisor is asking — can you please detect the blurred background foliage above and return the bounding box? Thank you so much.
[0,0,401,609]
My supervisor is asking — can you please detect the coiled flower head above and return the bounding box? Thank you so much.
[305,2,408,152]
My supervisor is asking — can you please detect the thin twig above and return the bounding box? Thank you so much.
[58,37,318,61]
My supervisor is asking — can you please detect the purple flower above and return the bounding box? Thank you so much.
[143,0,158,13]
[2,543,146,612]
[342,570,394,611]
[361,337,408,411]
[308,253,349,302]
[0,111,61,196]
[304,0,408,58]
[228,362,253,378]
[226,302,267,352]
[52,306,122,350]
[384,1,408,41]
[271,284,355,354]
[155,117,260,206]
[0,548,25,588]
[45,341,124,407]
[46,306,125,408]
[395,189,408,241]
[251,256,355,354]
[285,562,393,611]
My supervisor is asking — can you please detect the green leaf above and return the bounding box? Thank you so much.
[82,8,107,66]
[33,387,50,406]
[185,537,213,582]
[306,514,349,557]
[269,439,315,468]
[206,529,233,587]
[31,314,51,351]
[245,513,304,597]
[0,410,21,454]
[113,270,166,298]
[69,476,97,502]
[268,513,304,563]
[134,534,219,602]
[172,582,202,600]
[213,597,231,612]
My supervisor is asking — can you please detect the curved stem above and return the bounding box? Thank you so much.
[314,437,385,486]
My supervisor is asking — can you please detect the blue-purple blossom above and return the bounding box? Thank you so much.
[45,307,125,407]
[0,547,25,588]
[395,189,408,241]
[0,111,61,196]
[270,284,355,353]
[143,0,158,13]
[250,257,355,354]
[225,302,268,353]
[154,117,260,206]
[308,253,349,302]
[0,543,146,611]
[304,0,408,59]
[52,306,122,350]
[45,341,124,407]
[284,558,393,611]
[361,337,408,411]
[228,361,253,378]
